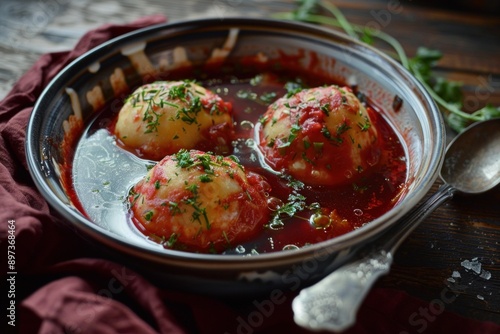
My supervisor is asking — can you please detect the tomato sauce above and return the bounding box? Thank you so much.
[70,62,407,254]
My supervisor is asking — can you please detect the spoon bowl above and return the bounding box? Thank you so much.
[441,119,500,194]
[293,118,500,332]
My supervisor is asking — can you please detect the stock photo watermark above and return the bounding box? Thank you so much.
[63,266,137,333]
[464,74,498,111]
[225,247,334,334]
[0,0,69,48]
[5,219,17,328]
[399,278,466,334]
[364,0,404,36]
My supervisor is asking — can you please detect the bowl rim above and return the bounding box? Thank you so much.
[26,16,445,269]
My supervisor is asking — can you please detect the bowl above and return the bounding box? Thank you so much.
[26,18,444,295]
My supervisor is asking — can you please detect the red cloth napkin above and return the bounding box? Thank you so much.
[1,16,499,334]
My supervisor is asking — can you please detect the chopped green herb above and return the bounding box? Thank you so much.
[284,80,304,97]
[186,183,198,195]
[168,201,182,215]
[313,142,324,153]
[236,89,258,101]
[165,233,178,248]
[320,103,330,116]
[199,174,213,183]
[357,117,371,131]
[303,139,311,150]
[260,92,278,104]
[353,182,368,193]
[144,210,154,221]
[278,123,301,149]
[267,191,307,229]
[250,74,263,86]
[302,152,314,164]
[337,122,351,135]
[175,149,194,168]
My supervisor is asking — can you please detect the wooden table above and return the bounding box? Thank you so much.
[1,0,499,326]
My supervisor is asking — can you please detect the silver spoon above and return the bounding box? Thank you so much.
[292,118,500,332]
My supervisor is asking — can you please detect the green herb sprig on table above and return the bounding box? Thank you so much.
[273,0,500,132]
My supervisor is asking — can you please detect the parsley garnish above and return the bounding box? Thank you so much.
[126,80,205,128]
[357,117,371,131]
[168,201,182,215]
[174,149,241,173]
[125,85,167,134]
[268,192,306,229]
[144,210,154,221]
[175,149,194,168]
[337,122,351,135]
[260,92,278,104]
[237,89,278,105]
[321,126,343,144]
[171,151,245,231]
[267,175,308,229]
[165,233,178,248]
[320,103,330,116]
[273,0,499,132]
[284,80,305,97]
[183,183,211,229]
[199,174,213,183]
[278,123,301,149]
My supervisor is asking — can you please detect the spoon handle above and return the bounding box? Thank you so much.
[292,183,456,332]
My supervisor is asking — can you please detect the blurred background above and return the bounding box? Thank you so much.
[0,0,499,100]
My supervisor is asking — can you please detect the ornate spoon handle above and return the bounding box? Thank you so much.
[292,183,455,332]
[292,249,392,332]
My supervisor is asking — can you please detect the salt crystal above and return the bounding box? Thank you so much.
[461,259,472,270]
[479,270,492,280]
[447,277,455,283]
[452,271,461,278]
[470,261,482,274]
[460,258,482,274]
[477,295,484,301]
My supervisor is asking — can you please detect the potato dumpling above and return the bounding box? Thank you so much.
[129,149,271,253]
[114,81,234,160]
[258,85,381,186]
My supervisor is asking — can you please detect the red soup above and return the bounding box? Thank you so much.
[70,63,407,255]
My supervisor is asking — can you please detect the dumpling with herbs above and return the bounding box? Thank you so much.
[114,80,234,160]
[258,85,381,186]
[129,149,271,253]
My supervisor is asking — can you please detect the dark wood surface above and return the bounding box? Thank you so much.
[1,0,499,326]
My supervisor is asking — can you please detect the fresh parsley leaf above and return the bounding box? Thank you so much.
[175,149,194,168]
[273,2,499,132]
